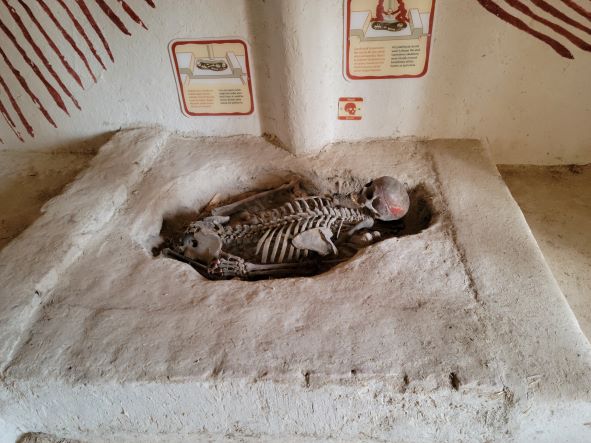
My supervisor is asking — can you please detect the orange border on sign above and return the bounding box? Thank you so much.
[345,0,436,80]
[170,39,254,116]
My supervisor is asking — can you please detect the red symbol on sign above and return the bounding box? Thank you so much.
[338,97,363,120]
[344,102,357,115]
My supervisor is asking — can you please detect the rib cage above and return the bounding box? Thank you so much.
[190,196,370,264]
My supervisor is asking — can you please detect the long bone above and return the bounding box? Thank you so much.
[164,248,329,279]
[211,178,301,217]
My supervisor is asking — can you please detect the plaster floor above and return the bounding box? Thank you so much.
[0,150,588,344]
[0,132,590,442]
[500,165,591,341]
[0,151,93,251]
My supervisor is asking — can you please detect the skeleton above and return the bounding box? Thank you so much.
[370,21,407,32]
[195,60,228,71]
[163,176,410,280]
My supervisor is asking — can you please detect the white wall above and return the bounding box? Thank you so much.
[0,0,260,151]
[0,0,590,164]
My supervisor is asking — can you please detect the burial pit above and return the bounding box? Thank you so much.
[1,128,590,442]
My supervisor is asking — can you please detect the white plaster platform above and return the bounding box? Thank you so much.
[1,129,590,442]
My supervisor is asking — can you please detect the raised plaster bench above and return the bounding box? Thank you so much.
[1,129,590,442]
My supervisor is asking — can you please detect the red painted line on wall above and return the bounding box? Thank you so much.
[144,0,155,8]
[505,0,591,51]
[3,0,82,110]
[117,0,148,30]
[561,0,591,21]
[0,95,24,142]
[18,0,83,89]
[530,0,591,35]
[0,18,70,115]
[76,0,114,62]
[0,73,34,137]
[0,47,56,128]
[56,0,106,70]
[94,0,131,36]
[36,0,97,83]
[476,0,574,58]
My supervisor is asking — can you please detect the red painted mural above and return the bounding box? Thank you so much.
[0,0,155,143]
[476,0,591,59]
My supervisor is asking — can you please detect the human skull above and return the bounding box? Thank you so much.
[357,176,410,221]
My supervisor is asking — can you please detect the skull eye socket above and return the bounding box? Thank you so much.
[363,180,374,200]
[363,181,374,199]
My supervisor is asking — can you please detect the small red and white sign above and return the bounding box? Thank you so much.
[338,97,363,120]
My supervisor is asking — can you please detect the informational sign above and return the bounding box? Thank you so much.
[169,38,254,116]
[338,97,363,120]
[345,0,436,80]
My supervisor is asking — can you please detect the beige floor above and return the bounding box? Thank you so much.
[0,150,588,341]
[500,164,591,340]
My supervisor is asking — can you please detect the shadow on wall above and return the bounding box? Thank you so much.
[244,0,292,151]
[244,0,341,154]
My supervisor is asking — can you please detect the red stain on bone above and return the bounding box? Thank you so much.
[37,0,97,83]
[0,18,70,116]
[17,0,84,89]
[0,46,56,128]
[95,0,132,36]
[56,0,107,70]
[0,73,34,137]
[3,0,81,110]
[390,206,405,217]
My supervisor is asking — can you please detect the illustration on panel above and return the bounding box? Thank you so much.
[169,39,254,116]
[345,0,436,79]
